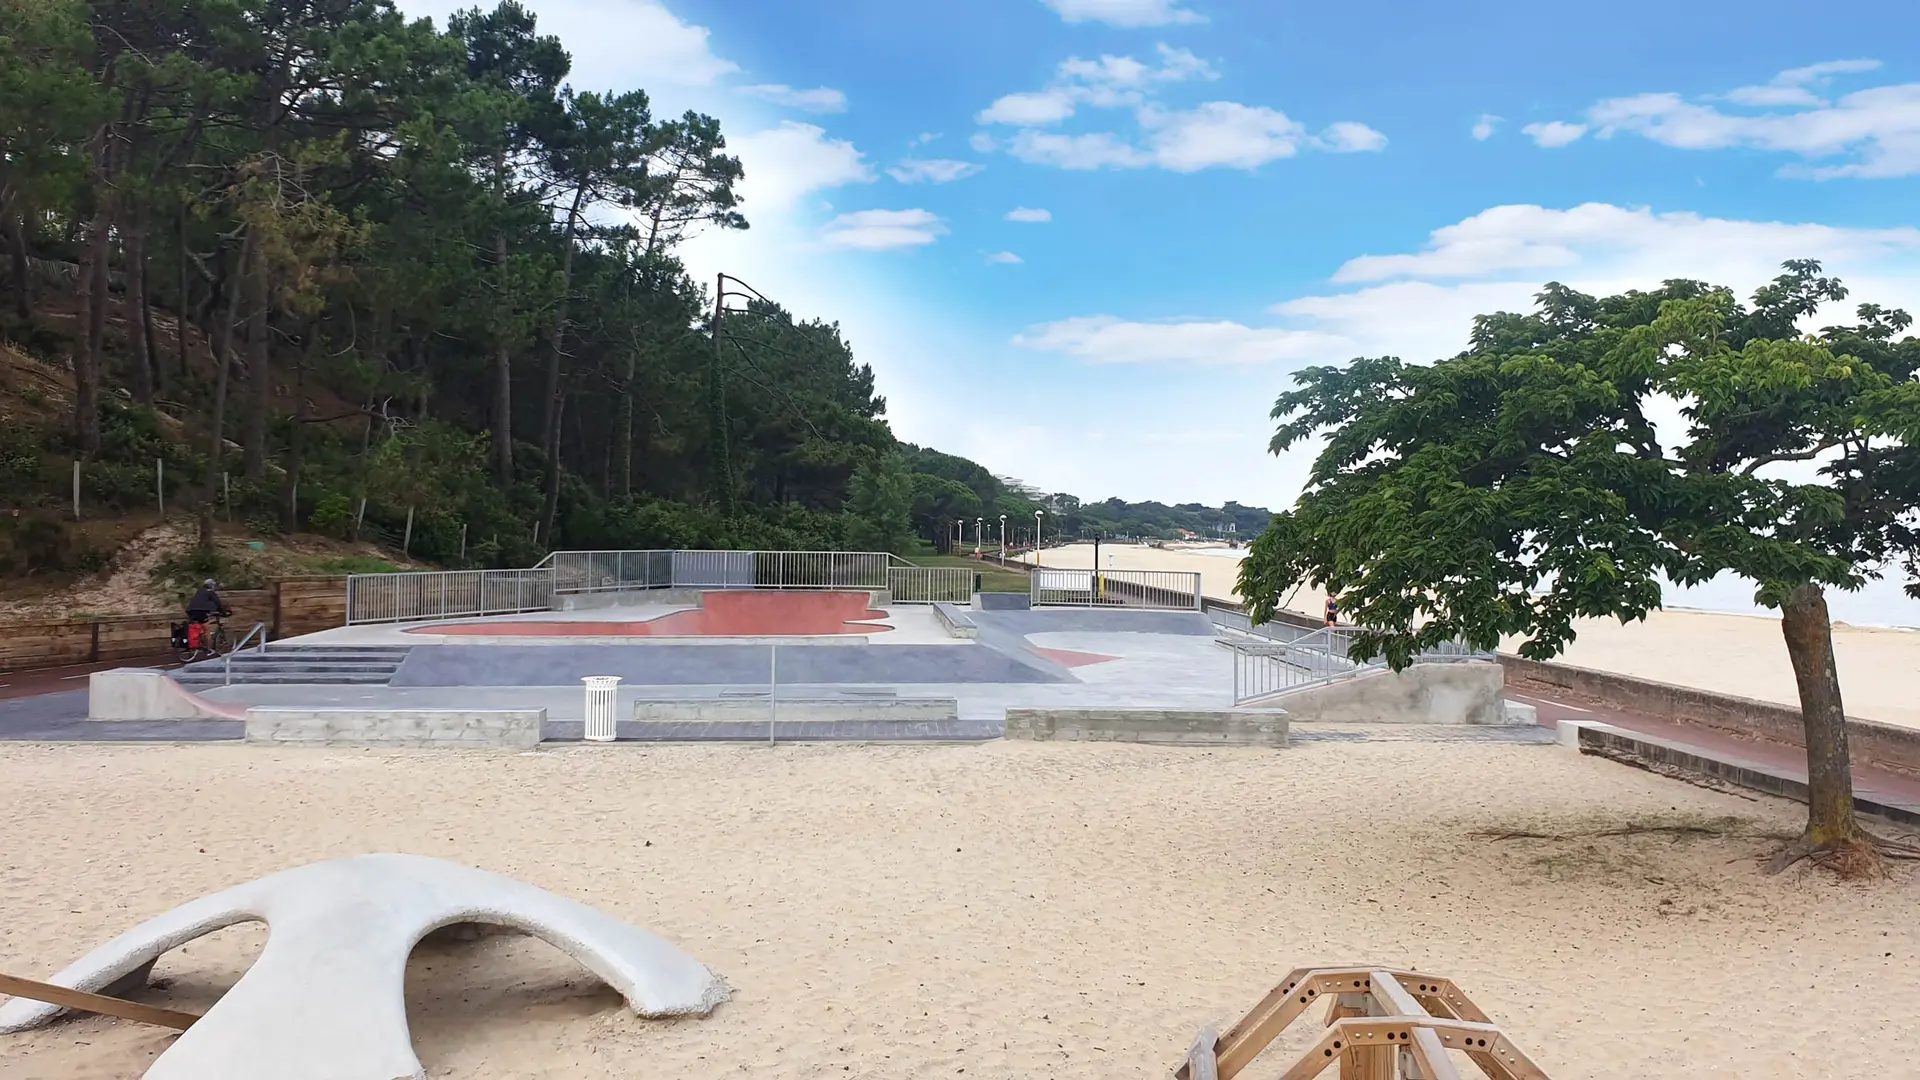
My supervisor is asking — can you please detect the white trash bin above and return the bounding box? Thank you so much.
[582,676,621,742]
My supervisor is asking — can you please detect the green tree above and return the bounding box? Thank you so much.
[846,453,913,553]
[1239,262,1920,875]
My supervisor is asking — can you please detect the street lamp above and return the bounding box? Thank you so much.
[998,514,1007,560]
[974,517,983,556]
[1034,509,1044,563]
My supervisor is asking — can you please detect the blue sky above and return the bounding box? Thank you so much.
[398,0,1920,513]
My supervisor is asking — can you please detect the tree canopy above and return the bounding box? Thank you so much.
[1238,261,1920,870]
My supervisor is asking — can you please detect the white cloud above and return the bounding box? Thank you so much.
[886,159,985,184]
[969,132,998,153]
[1041,0,1206,28]
[737,83,847,113]
[1329,202,1920,285]
[910,132,942,146]
[977,45,1216,127]
[1318,120,1389,153]
[1005,207,1053,222]
[729,121,875,213]
[1471,113,1501,141]
[1522,120,1588,147]
[1013,315,1350,365]
[986,251,1024,264]
[1531,59,1920,178]
[978,45,1376,173]
[820,209,948,251]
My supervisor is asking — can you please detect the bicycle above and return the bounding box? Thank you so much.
[173,612,233,664]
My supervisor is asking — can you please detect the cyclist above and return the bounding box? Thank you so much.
[185,578,231,652]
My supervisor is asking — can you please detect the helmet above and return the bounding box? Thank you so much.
[204,578,217,588]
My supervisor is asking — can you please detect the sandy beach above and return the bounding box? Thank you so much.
[1032,543,1920,729]
[3,739,1917,1078]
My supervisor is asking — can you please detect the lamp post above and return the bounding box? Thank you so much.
[999,514,1007,560]
[1034,509,1044,564]
[974,517,983,556]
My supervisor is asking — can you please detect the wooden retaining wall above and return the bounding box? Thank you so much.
[0,576,347,672]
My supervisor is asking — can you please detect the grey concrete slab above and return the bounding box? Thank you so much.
[390,643,1070,687]
[543,718,1003,742]
[971,608,1218,636]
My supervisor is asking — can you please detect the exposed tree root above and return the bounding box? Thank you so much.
[1763,827,1920,878]
[1473,820,1774,843]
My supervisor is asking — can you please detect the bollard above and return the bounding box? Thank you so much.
[582,676,620,742]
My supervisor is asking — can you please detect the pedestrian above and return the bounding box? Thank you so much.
[1324,593,1339,627]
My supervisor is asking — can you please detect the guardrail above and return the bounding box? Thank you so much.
[224,622,270,686]
[345,568,557,625]
[887,566,974,604]
[347,550,975,623]
[1224,623,1495,705]
[1031,568,1203,610]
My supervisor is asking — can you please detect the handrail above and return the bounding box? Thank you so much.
[225,622,269,687]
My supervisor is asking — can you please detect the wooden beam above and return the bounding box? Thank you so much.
[0,972,200,1031]
[1407,1028,1466,1080]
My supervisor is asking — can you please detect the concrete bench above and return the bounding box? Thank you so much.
[632,697,959,723]
[1004,707,1289,747]
[244,708,544,749]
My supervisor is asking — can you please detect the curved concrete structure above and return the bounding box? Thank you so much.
[416,590,891,637]
[88,668,246,722]
[0,854,729,1079]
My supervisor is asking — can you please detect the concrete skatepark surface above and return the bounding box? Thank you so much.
[0,853,727,1080]
[418,590,892,637]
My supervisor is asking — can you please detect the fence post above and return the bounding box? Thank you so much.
[402,506,414,555]
[1194,574,1203,611]
[156,458,164,517]
[222,471,230,520]
[460,523,468,560]
[72,460,81,520]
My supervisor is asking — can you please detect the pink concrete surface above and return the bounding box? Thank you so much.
[415,591,891,638]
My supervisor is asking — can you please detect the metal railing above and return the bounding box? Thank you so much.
[347,550,978,623]
[224,622,269,686]
[887,566,974,604]
[345,568,557,625]
[1226,623,1496,705]
[1031,568,1204,611]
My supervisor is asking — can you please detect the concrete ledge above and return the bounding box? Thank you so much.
[1004,708,1289,747]
[1569,721,1920,828]
[933,604,978,639]
[89,668,246,721]
[244,707,544,748]
[1500,653,1920,775]
[632,697,958,723]
[1263,662,1509,725]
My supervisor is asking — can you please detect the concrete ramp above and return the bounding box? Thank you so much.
[1256,661,1510,725]
[88,669,246,722]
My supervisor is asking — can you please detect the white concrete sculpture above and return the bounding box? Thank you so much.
[0,854,729,1080]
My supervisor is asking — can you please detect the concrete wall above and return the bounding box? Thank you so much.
[555,587,704,610]
[1,576,347,672]
[244,707,544,748]
[1499,654,1920,774]
[88,668,244,721]
[1004,708,1289,747]
[633,697,958,723]
[1273,661,1508,725]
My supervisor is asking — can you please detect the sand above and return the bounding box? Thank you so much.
[1034,543,1920,729]
[3,739,1918,1078]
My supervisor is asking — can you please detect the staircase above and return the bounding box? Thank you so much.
[174,646,412,688]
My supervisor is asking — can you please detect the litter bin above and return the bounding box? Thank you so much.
[582,676,621,742]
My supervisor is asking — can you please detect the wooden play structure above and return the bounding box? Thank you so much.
[1173,966,1550,1080]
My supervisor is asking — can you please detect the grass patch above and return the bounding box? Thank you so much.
[902,553,1031,593]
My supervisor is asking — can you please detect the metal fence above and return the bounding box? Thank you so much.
[347,550,971,623]
[887,566,975,604]
[345,568,557,625]
[1031,568,1203,610]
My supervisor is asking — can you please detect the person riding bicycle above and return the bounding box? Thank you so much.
[185,578,230,651]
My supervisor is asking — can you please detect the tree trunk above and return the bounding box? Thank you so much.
[72,207,112,454]
[1775,583,1863,869]
[6,211,27,321]
[124,215,153,405]
[540,390,565,547]
[492,232,513,485]
[540,182,587,465]
[199,234,251,553]
[242,230,270,480]
[142,278,165,398]
[175,209,190,380]
[281,327,314,533]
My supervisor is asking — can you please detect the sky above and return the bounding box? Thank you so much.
[392,0,1920,515]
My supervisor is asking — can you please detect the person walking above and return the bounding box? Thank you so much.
[1324,593,1339,627]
